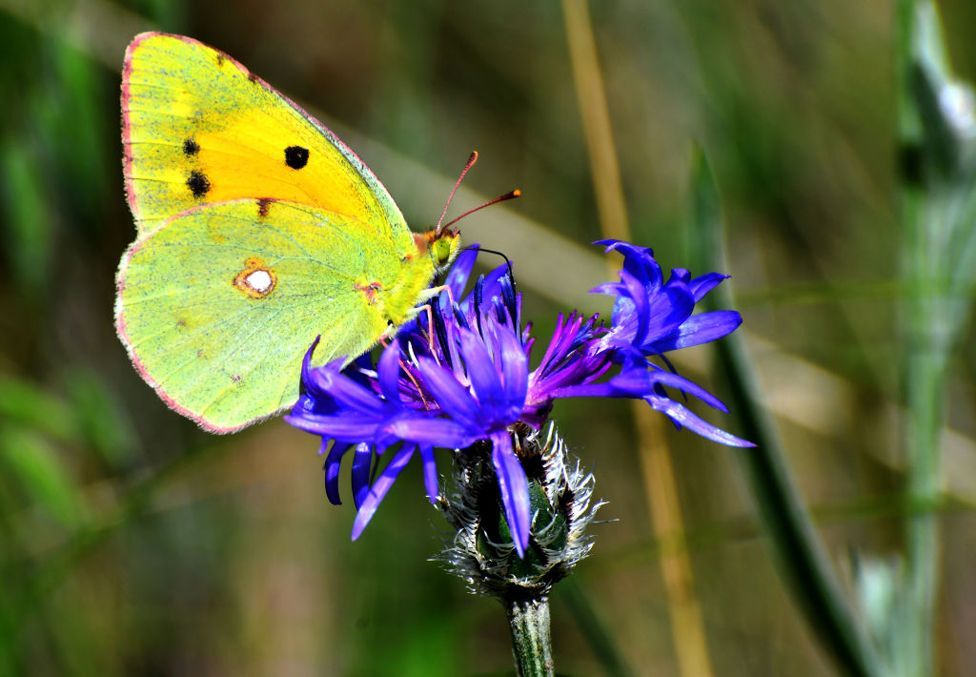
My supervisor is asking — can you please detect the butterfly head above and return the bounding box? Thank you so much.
[425,150,520,275]
[417,228,462,274]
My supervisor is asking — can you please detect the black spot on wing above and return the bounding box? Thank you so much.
[187,171,211,198]
[183,138,200,156]
[284,146,309,169]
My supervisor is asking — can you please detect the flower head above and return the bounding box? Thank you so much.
[286,240,752,557]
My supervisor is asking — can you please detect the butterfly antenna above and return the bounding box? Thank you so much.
[441,189,522,231]
[435,150,480,235]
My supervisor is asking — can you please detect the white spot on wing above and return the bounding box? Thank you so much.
[245,269,273,293]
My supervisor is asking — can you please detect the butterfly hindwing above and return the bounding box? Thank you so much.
[115,199,394,433]
[122,32,408,241]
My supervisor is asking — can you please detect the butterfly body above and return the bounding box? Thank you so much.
[116,33,459,433]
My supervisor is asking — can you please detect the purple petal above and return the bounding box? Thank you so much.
[590,281,624,297]
[648,369,729,412]
[351,445,417,540]
[649,310,743,352]
[445,245,480,304]
[550,381,616,399]
[283,413,382,441]
[459,329,504,414]
[323,441,349,506]
[497,326,529,415]
[377,340,402,403]
[300,337,320,384]
[351,442,373,509]
[614,270,650,345]
[420,445,439,506]
[643,277,695,342]
[491,432,530,558]
[386,416,478,448]
[415,358,481,427]
[650,396,755,448]
[305,367,386,414]
[552,360,651,400]
[689,272,730,301]
[597,239,663,289]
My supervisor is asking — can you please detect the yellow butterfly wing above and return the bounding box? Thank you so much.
[122,32,407,237]
[115,199,403,433]
[116,33,456,433]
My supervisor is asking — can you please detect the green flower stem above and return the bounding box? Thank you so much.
[505,596,555,677]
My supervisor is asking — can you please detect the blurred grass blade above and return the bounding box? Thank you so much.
[558,579,633,677]
[0,375,74,443]
[562,2,714,675]
[687,149,883,677]
[0,426,87,529]
[63,367,138,470]
[897,3,976,675]
[0,140,53,298]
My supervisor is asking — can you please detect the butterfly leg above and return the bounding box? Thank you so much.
[415,284,456,307]
[407,285,459,356]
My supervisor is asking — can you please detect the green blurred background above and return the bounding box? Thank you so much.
[1,0,975,674]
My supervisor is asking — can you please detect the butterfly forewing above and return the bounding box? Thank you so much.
[122,32,408,241]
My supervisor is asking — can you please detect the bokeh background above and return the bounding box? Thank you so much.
[1,0,975,675]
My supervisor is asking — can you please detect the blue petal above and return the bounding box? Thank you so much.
[549,381,614,399]
[615,269,650,346]
[415,358,481,427]
[352,442,373,509]
[445,245,480,305]
[648,369,729,412]
[643,276,695,343]
[300,337,321,385]
[650,396,755,448]
[491,432,531,558]
[377,340,402,403]
[305,368,386,414]
[498,324,529,414]
[689,272,730,301]
[420,445,439,506]
[351,445,416,540]
[598,239,662,289]
[283,413,382,441]
[323,441,349,505]
[460,329,510,420]
[386,416,478,448]
[649,310,743,352]
[589,281,623,297]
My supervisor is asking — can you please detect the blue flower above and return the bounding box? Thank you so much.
[593,239,742,357]
[286,240,752,556]
[555,239,753,448]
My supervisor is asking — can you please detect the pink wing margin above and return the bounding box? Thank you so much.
[113,202,291,434]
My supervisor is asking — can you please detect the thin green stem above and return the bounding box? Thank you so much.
[506,596,555,677]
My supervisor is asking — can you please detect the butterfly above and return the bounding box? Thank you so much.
[115,33,512,433]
